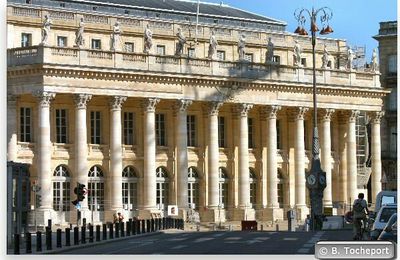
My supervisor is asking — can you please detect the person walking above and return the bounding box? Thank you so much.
[352,193,369,240]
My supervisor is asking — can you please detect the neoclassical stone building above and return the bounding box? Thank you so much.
[7,0,388,227]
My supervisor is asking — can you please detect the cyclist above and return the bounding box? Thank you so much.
[352,193,370,240]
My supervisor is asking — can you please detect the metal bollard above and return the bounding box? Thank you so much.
[127,221,131,236]
[147,219,151,233]
[56,229,62,248]
[14,234,20,255]
[102,224,107,240]
[25,232,32,254]
[163,218,166,230]
[81,226,86,244]
[196,224,200,232]
[89,224,94,243]
[159,218,162,230]
[121,222,125,237]
[151,219,155,232]
[141,220,145,234]
[46,227,52,251]
[129,219,133,235]
[65,228,71,246]
[36,231,42,252]
[96,225,101,242]
[73,227,79,245]
[115,222,120,238]
[133,220,137,235]
[109,223,114,239]
[276,224,279,231]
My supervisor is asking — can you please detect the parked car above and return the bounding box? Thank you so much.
[378,213,397,243]
[373,191,397,218]
[370,203,397,240]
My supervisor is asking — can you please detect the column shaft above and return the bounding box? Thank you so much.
[347,110,359,203]
[371,112,384,204]
[7,95,18,162]
[321,109,334,207]
[267,106,280,208]
[295,108,308,207]
[238,104,252,208]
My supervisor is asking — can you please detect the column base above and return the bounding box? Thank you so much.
[295,205,310,221]
[138,208,161,219]
[32,208,53,228]
[200,208,226,223]
[256,208,284,221]
[231,208,256,221]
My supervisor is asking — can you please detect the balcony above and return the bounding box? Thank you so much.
[7,46,380,89]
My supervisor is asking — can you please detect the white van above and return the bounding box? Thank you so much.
[374,191,397,214]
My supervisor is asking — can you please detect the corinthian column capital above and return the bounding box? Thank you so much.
[235,103,253,117]
[204,101,223,117]
[141,98,160,113]
[368,111,385,124]
[348,110,360,123]
[34,91,56,107]
[261,105,281,119]
[174,99,193,115]
[73,94,92,109]
[109,96,127,110]
[321,108,335,122]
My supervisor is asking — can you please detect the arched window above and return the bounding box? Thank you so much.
[188,167,200,209]
[53,165,71,211]
[218,167,228,208]
[156,167,169,210]
[122,166,138,210]
[249,168,257,208]
[277,169,284,208]
[88,165,105,211]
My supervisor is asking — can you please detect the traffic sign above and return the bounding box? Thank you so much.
[75,202,81,210]
[32,185,41,193]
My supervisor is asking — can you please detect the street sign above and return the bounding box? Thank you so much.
[75,202,81,210]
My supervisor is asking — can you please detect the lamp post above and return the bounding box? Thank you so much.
[294,7,333,231]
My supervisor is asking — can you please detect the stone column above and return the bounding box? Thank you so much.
[7,94,18,162]
[175,99,192,211]
[34,91,56,212]
[321,109,335,208]
[294,107,309,219]
[347,110,359,203]
[141,98,160,216]
[338,113,348,208]
[73,94,92,211]
[266,106,281,209]
[370,111,384,204]
[207,101,223,209]
[237,103,253,208]
[109,96,127,213]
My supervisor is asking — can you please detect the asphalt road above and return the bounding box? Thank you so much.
[59,229,353,255]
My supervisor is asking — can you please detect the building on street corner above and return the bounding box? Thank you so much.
[7,0,389,228]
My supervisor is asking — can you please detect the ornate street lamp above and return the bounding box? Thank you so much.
[294,7,333,231]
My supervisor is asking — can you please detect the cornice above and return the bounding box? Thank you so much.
[7,65,390,99]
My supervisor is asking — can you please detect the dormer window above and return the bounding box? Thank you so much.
[60,2,65,7]
[25,0,32,4]
[156,13,160,18]
[241,22,246,27]
[125,10,130,15]
[92,6,97,11]
[214,19,219,24]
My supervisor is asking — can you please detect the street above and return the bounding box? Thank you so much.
[58,229,354,255]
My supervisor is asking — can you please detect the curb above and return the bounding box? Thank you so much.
[41,231,163,254]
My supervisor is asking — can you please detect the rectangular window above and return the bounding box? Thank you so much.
[123,112,135,145]
[277,119,281,149]
[55,109,68,143]
[388,55,397,74]
[219,182,228,207]
[248,118,254,148]
[157,45,166,55]
[53,182,61,211]
[278,183,284,208]
[250,182,256,208]
[91,39,101,50]
[156,113,166,146]
[90,111,101,144]
[187,115,196,147]
[218,116,225,148]
[62,182,70,211]
[273,55,280,64]
[124,42,134,53]
[188,48,195,58]
[20,107,32,142]
[88,182,104,211]
[390,126,397,155]
[244,53,253,62]
[301,58,307,67]
[122,182,137,209]
[21,33,32,47]
[217,50,226,61]
[57,36,67,47]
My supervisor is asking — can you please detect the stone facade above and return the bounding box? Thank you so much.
[373,21,397,191]
[7,1,388,227]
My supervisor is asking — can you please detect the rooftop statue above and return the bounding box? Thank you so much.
[40,15,52,46]
[237,34,246,61]
[371,48,378,72]
[143,24,153,54]
[266,37,274,63]
[347,47,354,70]
[208,30,218,60]
[110,21,122,51]
[294,39,302,67]
[175,27,186,56]
[74,18,85,48]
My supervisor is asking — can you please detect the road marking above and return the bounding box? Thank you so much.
[254,237,270,240]
[171,245,188,250]
[297,231,325,254]
[224,237,241,240]
[193,237,215,243]
[297,248,310,253]
[212,233,225,237]
[167,238,188,241]
[302,243,314,248]
[283,238,298,241]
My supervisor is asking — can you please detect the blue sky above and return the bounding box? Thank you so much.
[203,0,397,60]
